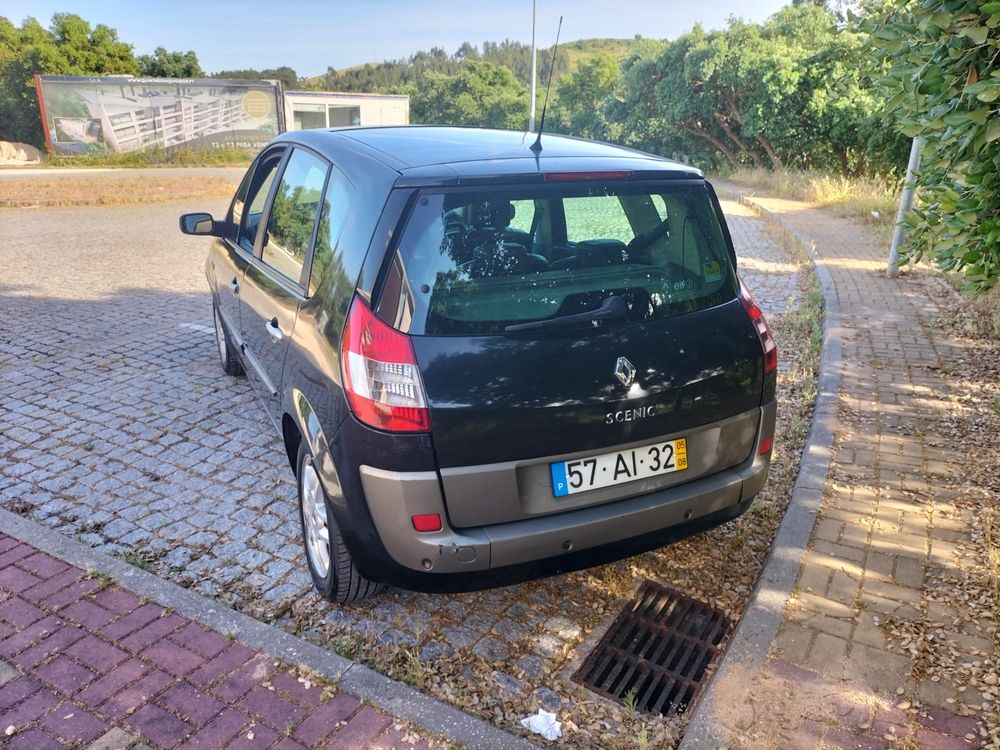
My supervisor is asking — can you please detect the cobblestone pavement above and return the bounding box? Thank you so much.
[0,534,438,749]
[701,190,993,749]
[0,196,801,742]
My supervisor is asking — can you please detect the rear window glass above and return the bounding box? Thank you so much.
[385,183,736,335]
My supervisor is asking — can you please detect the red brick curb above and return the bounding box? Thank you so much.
[0,533,435,750]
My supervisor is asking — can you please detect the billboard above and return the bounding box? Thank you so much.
[34,75,284,155]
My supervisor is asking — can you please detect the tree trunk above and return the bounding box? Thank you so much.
[682,123,741,169]
[755,133,783,170]
[712,112,762,168]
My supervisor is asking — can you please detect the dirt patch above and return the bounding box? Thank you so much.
[0,175,237,207]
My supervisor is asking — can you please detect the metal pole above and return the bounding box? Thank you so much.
[528,0,537,132]
[887,137,922,278]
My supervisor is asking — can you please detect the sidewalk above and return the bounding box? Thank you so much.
[0,533,436,750]
[686,191,993,749]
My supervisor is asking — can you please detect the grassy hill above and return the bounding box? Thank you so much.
[299,37,645,91]
[561,38,643,70]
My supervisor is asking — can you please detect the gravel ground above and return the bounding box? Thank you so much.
[0,195,820,748]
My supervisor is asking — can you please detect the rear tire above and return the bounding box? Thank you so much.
[213,301,244,376]
[296,443,381,603]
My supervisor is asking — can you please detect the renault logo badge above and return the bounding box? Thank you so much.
[614,356,636,387]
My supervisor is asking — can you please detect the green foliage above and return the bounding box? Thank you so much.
[137,46,204,78]
[304,40,570,97]
[213,66,298,89]
[0,13,138,147]
[411,60,528,130]
[611,5,907,175]
[553,52,620,140]
[864,0,1000,290]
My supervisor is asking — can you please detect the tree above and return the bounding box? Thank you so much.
[260,66,298,89]
[553,52,620,140]
[411,60,529,129]
[611,5,906,174]
[212,66,298,88]
[0,13,137,147]
[137,46,204,78]
[865,0,1000,290]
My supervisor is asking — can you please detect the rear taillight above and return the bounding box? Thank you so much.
[738,280,778,375]
[340,295,430,433]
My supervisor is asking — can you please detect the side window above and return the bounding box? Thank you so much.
[564,195,634,244]
[227,167,253,242]
[239,150,284,252]
[508,199,535,233]
[260,148,329,285]
[308,167,354,295]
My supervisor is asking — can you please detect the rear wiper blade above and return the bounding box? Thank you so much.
[504,295,628,332]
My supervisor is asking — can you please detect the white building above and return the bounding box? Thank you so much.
[283,91,409,131]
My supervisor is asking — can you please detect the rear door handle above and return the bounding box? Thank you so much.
[230,277,239,295]
[265,317,284,342]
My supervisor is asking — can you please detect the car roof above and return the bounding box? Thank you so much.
[280,126,703,185]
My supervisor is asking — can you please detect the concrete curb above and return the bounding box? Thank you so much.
[0,506,538,750]
[678,190,843,750]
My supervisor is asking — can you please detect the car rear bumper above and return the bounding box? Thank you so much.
[356,400,775,579]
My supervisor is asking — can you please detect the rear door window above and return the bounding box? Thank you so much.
[385,182,736,335]
[260,148,329,286]
[307,166,355,296]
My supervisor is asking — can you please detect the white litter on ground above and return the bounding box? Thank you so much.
[520,709,562,741]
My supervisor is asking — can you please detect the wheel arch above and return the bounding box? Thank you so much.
[284,391,345,509]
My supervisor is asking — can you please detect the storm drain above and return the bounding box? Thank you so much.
[572,581,732,717]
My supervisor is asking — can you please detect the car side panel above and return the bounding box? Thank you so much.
[207,237,252,344]
[276,147,403,475]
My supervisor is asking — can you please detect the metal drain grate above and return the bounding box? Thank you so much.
[573,581,732,717]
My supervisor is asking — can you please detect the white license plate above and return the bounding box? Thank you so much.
[550,438,688,497]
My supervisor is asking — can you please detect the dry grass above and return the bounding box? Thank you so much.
[727,169,902,239]
[0,175,237,207]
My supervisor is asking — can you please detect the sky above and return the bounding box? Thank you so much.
[6,0,791,78]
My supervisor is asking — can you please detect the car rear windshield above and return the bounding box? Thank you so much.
[382,182,737,335]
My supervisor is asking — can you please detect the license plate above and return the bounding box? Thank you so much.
[550,438,688,497]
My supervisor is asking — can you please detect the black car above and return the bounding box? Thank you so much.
[180,127,777,603]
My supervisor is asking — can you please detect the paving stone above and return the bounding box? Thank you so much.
[471,637,511,661]
[35,654,97,693]
[493,671,522,695]
[66,635,129,672]
[177,706,250,749]
[84,727,138,750]
[323,706,391,750]
[78,659,149,708]
[239,683,307,730]
[41,702,109,745]
[773,622,814,664]
[126,702,193,748]
[5,727,65,750]
[531,686,561,711]
[100,669,174,720]
[292,693,360,746]
[0,675,40,709]
[158,682,225,726]
[805,633,848,672]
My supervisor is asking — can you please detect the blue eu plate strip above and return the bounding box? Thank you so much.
[550,462,569,498]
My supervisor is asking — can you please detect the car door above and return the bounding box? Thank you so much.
[239,146,330,422]
[213,146,286,348]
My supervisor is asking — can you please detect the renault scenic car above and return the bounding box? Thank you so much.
[179,127,777,603]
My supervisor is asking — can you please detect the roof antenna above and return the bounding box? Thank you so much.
[530,15,562,154]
